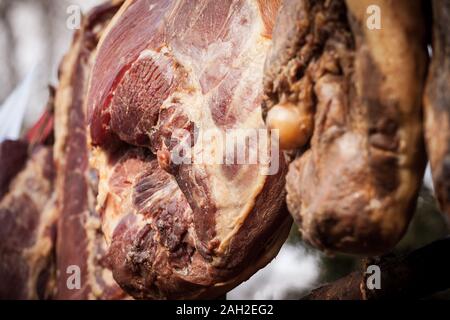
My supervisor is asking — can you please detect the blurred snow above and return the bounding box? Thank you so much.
[424,164,434,192]
[0,66,47,142]
[228,243,320,300]
[9,1,48,82]
[73,0,105,12]
[0,0,104,131]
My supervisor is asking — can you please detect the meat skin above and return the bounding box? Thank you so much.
[424,0,450,221]
[265,0,428,255]
[53,0,128,299]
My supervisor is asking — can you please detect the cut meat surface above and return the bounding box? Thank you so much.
[109,53,180,146]
[89,0,274,146]
[96,148,201,299]
[87,0,290,299]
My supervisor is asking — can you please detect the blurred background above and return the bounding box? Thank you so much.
[0,0,102,133]
[0,0,449,299]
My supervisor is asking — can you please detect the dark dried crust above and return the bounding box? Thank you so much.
[263,0,352,119]
[424,0,450,219]
[267,0,428,255]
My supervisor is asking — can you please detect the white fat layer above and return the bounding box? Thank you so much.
[163,1,272,248]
